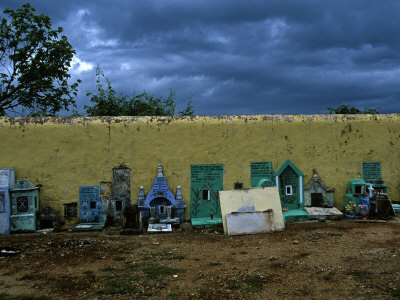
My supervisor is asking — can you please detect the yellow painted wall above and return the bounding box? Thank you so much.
[1,114,399,221]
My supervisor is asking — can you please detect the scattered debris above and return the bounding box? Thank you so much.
[0,246,21,256]
[355,219,387,223]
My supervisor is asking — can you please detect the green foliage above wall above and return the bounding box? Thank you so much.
[85,67,194,116]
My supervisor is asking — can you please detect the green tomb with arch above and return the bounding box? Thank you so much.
[275,159,309,220]
[190,164,223,227]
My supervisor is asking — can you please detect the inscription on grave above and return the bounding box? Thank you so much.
[363,162,382,181]
[250,161,274,187]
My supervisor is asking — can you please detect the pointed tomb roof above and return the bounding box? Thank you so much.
[304,169,335,192]
[274,159,303,177]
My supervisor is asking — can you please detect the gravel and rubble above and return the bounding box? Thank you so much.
[0,219,399,299]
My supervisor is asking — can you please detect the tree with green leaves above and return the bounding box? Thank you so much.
[327,104,380,114]
[0,3,80,116]
[85,67,194,116]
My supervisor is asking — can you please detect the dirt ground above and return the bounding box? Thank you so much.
[0,218,400,300]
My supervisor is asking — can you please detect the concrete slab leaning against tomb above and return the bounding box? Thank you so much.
[219,187,285,235]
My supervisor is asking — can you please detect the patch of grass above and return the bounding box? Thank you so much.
[270,262,285,268]
[0,294,51,300]
[198,288,208,296]
[208,262,222,266]
[151,282,166,289]
[169,292,179,299]
[143,264,180,279]
[159,248,184,260]
[294,288,310,296]
[125,261,141,271]
[19,274,35,281]
[55,279,77,290]
[170,254,186,260]
[389,286,400,297]
[346,269,372,278]
[346,269,372,284]
[2,271,12,276]
[19,273,47,281]
[322,274,333,281]
[97,275,142,295]
[142,249,186,261]
[82,270,95,280]
[0,280,11,289]
[53,275,86,291]
[298,252,311,257]
[141,252,154,261]
[380,271,390,275]
[92,256,103,261]
[99,266,115,272]
[243,274,264,293]
[226,281,241,290]
[113,256,125,261]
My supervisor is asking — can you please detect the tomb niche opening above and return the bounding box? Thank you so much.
[304,169,335,207]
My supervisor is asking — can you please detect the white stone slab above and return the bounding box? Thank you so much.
[75,224,92,229]
[304,207,343,216]
[36,228,54,233]
[226,211,273,235]
[74,222,105,231]
[147,223,172,233]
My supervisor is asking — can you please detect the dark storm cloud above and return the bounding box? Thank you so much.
[1,0,399,114]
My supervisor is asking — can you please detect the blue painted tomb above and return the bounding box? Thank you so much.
[79,186,104,223]
[10,179,39,233]
[0,169,15,234]
[138,164,186,228]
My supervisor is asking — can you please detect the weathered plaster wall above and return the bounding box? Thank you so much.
[1,114,399,220]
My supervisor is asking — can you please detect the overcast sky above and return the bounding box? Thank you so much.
[2,0,400,115]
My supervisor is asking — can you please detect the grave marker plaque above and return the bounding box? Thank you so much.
[190,164,223,226]
[79,186,103,223]
[111,168,131,222]
[250,161,274,187]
